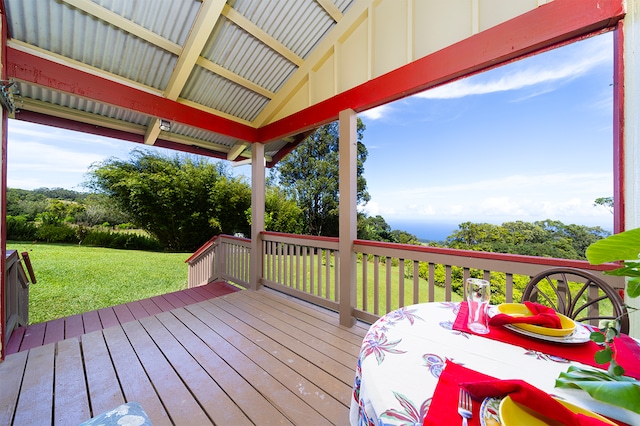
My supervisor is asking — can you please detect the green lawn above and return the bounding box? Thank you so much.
[7,241,190,324]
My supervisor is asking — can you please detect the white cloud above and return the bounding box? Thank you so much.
[414,33,611,100]
[359,104,392,121]
[369,171,613,228]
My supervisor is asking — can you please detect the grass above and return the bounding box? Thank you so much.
[272,253,463,314]
[7,241,190,324]
[356,259,463,314]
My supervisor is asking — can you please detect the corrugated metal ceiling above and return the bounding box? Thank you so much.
[3,0,356,164]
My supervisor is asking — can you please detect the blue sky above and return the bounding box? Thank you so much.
[7,32,614,238]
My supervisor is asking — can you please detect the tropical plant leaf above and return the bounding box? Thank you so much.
[556,366,640,414]
[594,348,612,364]
[603,264,640,277]
[628,278,640,298]
[586,228,640,265]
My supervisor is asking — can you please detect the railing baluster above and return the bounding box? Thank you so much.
[334,251,339,302]
[398,258,405,309]
[445,265,452,301]
[310,247,315,295]
[428,263,435,302]
[385,257,392,313]
[505,273,513,302]
[317,249,323,297]
[362,254,368,312]
[413,260,419,305]
[374,255,380,315]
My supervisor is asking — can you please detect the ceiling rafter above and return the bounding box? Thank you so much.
[316,0,343,22]
[21,98,148,135]
[146,0,226,146]
[195,57,276,99]
[221,4,304,67]
[227,141,250,161]
[61,0,181,55]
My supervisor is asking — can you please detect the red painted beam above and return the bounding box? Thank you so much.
[17,110,230,160]
[258,0,625,142]
[5,48,259,142]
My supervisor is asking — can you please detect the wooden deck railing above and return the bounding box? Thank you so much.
[4,250,35,349]
[187,233,625,325]
[185,235,251,288]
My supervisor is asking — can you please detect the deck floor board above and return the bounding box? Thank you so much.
[13,344,55,425]
[82,331,126,416]
[0,287,368,425]
[158,309,291,425]
[53,339,90,425]
[6,281,239,355]
[0,350,27,425]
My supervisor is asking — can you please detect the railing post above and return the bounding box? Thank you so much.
[338,109,357,327]
[250,142,265,290]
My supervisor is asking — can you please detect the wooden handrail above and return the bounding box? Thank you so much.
[21,252,36,284]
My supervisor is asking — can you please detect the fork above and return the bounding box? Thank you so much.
[458,388,473,426]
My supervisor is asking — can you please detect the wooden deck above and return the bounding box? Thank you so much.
[5,281,241,355]
[0,287,369,425]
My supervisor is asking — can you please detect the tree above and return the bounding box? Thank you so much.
[275,119,370,236]
[594,196,614,214]
[86,149,251,251]
[444,219,609,259]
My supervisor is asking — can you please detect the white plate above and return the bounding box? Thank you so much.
[488,306,591,344]
[502,322,591,343]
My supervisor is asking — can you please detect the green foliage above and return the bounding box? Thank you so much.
[32,187,89,201]
[593,196,614,214]
[586,227,640,298]
[81,230,162,251]
[7,188,49,220]
[556,366,640,414]
[6,215,38,240]
[275,119,370,236]
[446,220,609,260]
[35,223,77,243]
[358,214,394,241]
[86,149,251,251]
[415,262,530,304]
[261,186,304,233]
[74,193,131,226]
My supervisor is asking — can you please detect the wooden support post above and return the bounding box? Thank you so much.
[0,8,7,361]
[339,109,357,327]
[250,143,265,291]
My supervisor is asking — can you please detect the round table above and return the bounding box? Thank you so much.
[349,302,632,425]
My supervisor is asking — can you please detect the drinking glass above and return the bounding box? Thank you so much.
[465,278,491,334]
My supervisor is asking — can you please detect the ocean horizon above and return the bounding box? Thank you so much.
[386,220,459,242]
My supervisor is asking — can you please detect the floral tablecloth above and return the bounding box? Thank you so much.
[349,302,634,426]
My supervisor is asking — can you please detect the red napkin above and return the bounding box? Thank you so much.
[489,301,563,329]
[461,379,613,426]
[454,302,640,380]
[423,360,495,426]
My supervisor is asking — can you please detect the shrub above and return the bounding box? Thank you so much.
[6,215,38,241]
[82,230,162,251]
[36,224,78,243]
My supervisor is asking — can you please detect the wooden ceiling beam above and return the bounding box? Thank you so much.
[316,0,343,22]
[61,0,181,55]
[222,4,304,67]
